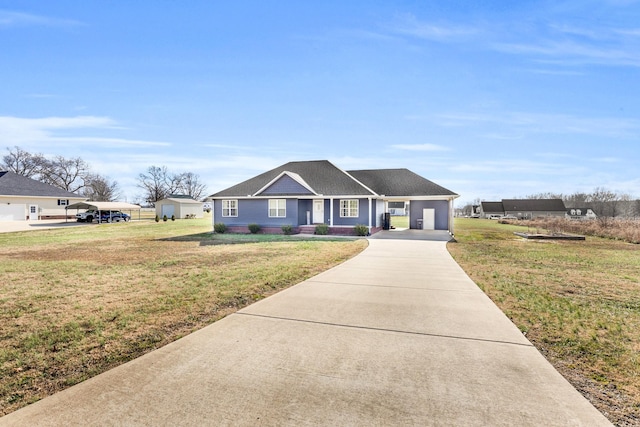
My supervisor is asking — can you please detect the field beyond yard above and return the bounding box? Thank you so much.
[0,217,367,416]
[448,218,640,426]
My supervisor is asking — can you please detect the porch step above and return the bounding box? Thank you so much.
[298,225,316,234]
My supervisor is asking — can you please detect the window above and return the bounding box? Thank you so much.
[268,199,286,217]
[340,199,359,217]
[222,200,238,217]
[57,199,69,206]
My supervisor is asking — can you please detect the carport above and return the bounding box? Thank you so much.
[65,202,142,223]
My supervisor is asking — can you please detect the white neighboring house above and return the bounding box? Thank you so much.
[0,171,86,221]
[566,208,597,220]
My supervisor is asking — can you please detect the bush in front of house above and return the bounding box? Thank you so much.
[155,215,160,223]
[171,215,176,221]
[162,215,168,222]
[281,224,293,235]
[248,223,261,234]
[315,224,329,235]
[214,222,227,233]
[354,224,369,236]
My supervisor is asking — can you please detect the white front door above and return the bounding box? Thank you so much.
[422,208,435,230]
[28,205,38,221]
[313,200,324,224]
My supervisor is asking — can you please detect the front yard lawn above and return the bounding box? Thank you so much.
[0,218,367,415]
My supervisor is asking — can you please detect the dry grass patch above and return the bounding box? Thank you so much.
[0,219,367,415]
[448,218,640,426]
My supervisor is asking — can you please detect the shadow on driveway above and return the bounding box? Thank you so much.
[369,229,454,241]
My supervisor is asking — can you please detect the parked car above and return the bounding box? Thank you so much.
[488,214,503,220]
[76,209,99,222]
[502,215,518,220]
[98,211,130,223]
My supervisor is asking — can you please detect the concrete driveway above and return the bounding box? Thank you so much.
[0,220,89,233]
[0,237,611,426]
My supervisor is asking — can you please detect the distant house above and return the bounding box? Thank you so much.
[0,171,86,221]
[207,160,458,234]
[155,197,203,219]
[566,207,597,221]
[480,199,567,219]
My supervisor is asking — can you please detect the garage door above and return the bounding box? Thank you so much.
[0,204,26,221]
[161,205,175,218]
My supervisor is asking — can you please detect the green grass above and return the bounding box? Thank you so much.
[0,217,367,415]
[448,218,640,424]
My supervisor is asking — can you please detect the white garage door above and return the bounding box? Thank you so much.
[161,205,175,218]
[0,204,26,221]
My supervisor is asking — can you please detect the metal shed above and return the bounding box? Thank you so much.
[155,198,203,219]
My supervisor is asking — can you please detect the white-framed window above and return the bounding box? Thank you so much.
[340,199,359,217]
[268,199,286,217]
[222,199,238,217]
[57,199,69,206]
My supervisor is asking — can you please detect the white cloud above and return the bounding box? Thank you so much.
[387,13,479,42]
[390,143,450,152]
[0,115,169,148]
[0,9,83,28]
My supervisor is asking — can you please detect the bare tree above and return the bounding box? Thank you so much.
[2,146,47,178]
[137,166,172,205]
[83,174,120,201]
[175,172,207,200]
[40,156,90,193]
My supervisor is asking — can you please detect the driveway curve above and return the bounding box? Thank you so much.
[0,235,611,426]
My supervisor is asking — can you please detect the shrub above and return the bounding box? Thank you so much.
[213,222,227,233]
[248,223,261,234]
[155,215,160,223]
[162,215,168,222]
[354,224,369,236]
[315,224,329,235]
[281,224,293,235]
[171,215,176,221]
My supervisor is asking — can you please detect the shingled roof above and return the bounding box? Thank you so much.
[210,160,457,199]
[502,199,566,212]
[347,168,457,197]
[0,171,83,198]
[211,160,375,197]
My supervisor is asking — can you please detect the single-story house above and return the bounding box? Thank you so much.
[480,199,566,219]
[566,207,597,220]
[155,197,203,219]
[0,171,86,220]
[206,160,458,235]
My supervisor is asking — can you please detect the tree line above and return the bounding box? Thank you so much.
[1,146,207,205]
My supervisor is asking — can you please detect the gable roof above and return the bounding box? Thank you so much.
[0,171,84,199]
[502,199,566,212]
[481,201,506,213]
[159,198,202,204]
[209,160,458,200]
[210,160,375,197]
[347,168,457,197]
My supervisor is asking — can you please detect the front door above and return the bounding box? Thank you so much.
[313,200,324,224]
[422,208,435,230]
[28,205,38,221]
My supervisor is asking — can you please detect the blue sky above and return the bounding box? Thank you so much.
[1,1,639,205]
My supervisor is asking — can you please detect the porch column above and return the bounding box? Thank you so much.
[329,198,334,226]
[449,198,454,235]
[368,198,372,230]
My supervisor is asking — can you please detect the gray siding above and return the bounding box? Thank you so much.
[261,175,314,195]
[410,200,450,230]
[297,199,313,225]
[331,198,370,226]
[214,199,298,227]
